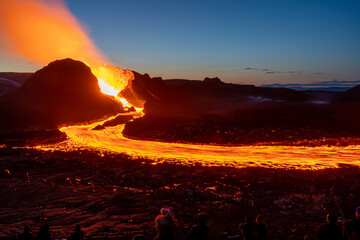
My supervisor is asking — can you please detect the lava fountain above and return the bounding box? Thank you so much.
[0,0,134,106]
[90,65,135,109]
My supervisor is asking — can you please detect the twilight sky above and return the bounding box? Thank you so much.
[1,0,359,85]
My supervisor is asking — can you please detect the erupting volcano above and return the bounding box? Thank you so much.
[1,1,360,239]
[0,0,138,110]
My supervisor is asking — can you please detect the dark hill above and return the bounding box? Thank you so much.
[120,71,168,108]
[139,77,310,117]
[0,58,122,128]
[332,85,360,102]
[164,77,309,103]
[123,77,360,145]
[0,72,33,85]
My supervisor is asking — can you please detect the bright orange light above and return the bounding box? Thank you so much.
[91,65,135,108]
[0,0,140,112]
[0,0,105,66]
[97,78,119,97]
[35,116,360,170]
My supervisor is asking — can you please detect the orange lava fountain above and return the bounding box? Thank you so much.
[0,0,137,109]
[90,65,135,108]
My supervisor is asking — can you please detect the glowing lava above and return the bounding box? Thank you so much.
[36,114,360,170]
[91,65,134,108]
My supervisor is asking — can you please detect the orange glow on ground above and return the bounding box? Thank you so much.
[35,114,360,170]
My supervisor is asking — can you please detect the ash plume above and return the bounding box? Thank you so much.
[0,0,106,66]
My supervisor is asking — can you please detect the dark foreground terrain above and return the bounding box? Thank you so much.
[0,147,359,240]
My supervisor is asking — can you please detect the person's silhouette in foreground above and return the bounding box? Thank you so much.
[19,225,35,240]
[36,224,51,240]
[154,208,177,240]
[344,207,360,240]
[318,213,342,240]
[70,224,85,240]
[187,213,209,240]
[255,215,266,240]
[239,216,257,240]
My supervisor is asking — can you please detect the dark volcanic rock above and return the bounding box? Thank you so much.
[203,76,222,84]
[333,85,360,102]
[0,58,122,128]
[120,71,169,108]
[92,114,134,130]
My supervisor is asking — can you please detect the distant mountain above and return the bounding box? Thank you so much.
[261,80,360,92]
[0,78,21,96]
[0,72,33,85]
[129,77,310,117]
[0,59,122,128]
[333,85,360,102]
[0,72,33,96]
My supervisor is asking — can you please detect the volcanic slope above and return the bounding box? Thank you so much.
[0,59,122,129]
[123,77,360,145]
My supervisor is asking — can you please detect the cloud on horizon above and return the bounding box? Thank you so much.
[242,67,304,75]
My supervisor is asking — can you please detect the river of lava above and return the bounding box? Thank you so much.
[34,113,360,170]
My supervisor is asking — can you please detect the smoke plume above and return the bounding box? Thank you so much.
[0,0,106,66]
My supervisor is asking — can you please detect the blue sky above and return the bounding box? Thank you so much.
[1,0,359,85]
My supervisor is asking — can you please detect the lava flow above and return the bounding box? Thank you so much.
[33,115,360,170]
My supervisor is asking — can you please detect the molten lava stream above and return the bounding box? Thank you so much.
[36,117,360,170]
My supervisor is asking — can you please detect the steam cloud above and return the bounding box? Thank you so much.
[0,0,106,66]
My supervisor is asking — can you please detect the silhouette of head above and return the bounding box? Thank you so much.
[75,224,81,233]
[23,225,30,234]
[160,208,172,217]
[326,214,337,224]
[197,213,207,226]
[40,224,49,234]
[245,216,252,224]
[356,207,360,218]
[256,215,263,224]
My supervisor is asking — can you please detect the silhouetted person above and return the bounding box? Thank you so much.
[239,216,257,240]
[256,215,266,240]
[154,209,177,240]
[318,213,342,240]
[36,224,50,240]
[70,224,85,240]
[19,225,35,240]
[344,207,360,240]
[187,213,209,240]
